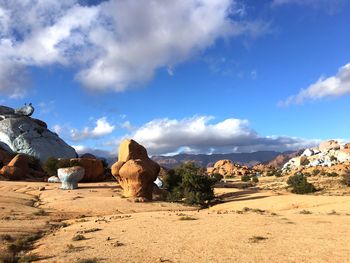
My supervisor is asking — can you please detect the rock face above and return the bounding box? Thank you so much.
[70,158,105,182]
[111,139,160,200]
[58,166,85,190]
[207,159,252,177]
[283,140,350,171]
[0,104,77,162]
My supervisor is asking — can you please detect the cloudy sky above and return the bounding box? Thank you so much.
[0,0,349,157]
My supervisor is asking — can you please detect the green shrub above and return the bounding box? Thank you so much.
[163,162,215,207]
[330,155,337,162]
[342,171,350,186]
[43,157,80,176]
[241,174,251,182]
[251,176,259,183]
[211,173,223,183]
[42,157,59,176]
[287,173,316,194]
[326,172,338,177]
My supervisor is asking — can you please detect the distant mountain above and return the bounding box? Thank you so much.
[151,151,285,168]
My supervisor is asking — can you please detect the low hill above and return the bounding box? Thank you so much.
[152,151,285,168]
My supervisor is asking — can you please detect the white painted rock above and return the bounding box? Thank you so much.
[0,108,77,162]
[58,166,85,190]
[48,176,60,183]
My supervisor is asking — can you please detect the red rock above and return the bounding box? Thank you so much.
[70,158,105,182]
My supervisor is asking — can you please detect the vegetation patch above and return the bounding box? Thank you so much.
[163,162,218,207]
[287,173,317,194]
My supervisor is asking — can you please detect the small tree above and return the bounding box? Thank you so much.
[287,173,316,194]
[163,162,215,207]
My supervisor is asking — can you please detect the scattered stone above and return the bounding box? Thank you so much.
[48,176,60,183]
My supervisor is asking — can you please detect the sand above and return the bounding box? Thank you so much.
[0,180,350,262]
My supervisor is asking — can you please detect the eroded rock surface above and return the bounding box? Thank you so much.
[111,139,160,200]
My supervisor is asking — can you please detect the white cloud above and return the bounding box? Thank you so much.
[279,62,350,106]
[52,124,63,134]
[72,144,115,158]
[110,116,318,155]
[0,0,268,97]
[70,117,115,141]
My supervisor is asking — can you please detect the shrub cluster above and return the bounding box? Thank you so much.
[240,174,259,183]
[43,157,80,176]
[163,162,217,207]
[287,173,316,194]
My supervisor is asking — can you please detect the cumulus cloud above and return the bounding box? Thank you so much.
[111,116,318,155]
[279,62,350,106]
[0,0,267,97]
[70,117,115,141]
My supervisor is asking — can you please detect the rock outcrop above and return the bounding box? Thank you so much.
[207,159,252,177]
[111,139,160,200]
[70,158,105,182]
[58,166,85,190]
[0,104,77,162]
[283,140,350,171]
[0,153,46,180]
[0,154,29,180]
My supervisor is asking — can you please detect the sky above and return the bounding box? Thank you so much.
[0,0,350,157]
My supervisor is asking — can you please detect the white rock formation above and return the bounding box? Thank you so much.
[283,140,350,171]
[0,105,77,162]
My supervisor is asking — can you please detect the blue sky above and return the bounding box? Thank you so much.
[0,0,349,157]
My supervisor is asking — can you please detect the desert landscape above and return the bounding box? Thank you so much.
[1,1,350,262]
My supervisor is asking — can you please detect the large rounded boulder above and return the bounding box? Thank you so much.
[0,104,77,162]
[111,139,160,200]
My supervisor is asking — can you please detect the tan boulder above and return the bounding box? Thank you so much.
[111,139,160,200]
[319,140,340,152]
[70,158,105,182]
[208,159,253,177]
[0,154,29,180]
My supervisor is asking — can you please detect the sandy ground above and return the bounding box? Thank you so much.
[1,180,350,262]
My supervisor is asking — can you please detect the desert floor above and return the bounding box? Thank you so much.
[1,179,350,263]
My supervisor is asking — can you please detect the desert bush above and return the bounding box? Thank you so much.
[163,162,215,207]
[72,234,86,241]
[211,173,223,183]
[342,171,350,186]
[251,176,259,183]
[43,157,80,176]
[287,173,316,194]
[241,174,251,182]
[300,158,310,166]
[326,172,338,177]
[330,155,337,162]
[312,169,321,176]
